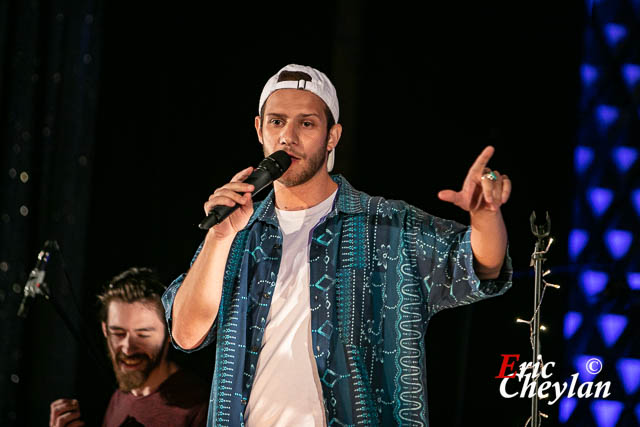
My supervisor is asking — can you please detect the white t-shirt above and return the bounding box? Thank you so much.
[245,190,337,427]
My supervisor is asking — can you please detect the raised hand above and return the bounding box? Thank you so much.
[437,146,511,213]
[203,167,255,239]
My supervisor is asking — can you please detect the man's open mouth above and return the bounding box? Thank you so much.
[118,355,147,368]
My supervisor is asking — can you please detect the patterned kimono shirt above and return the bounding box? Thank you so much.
[162,174,512,426]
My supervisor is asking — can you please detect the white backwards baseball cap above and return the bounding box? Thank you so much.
[258,64,339,172]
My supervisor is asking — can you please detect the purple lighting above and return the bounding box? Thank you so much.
[604,229,633,259]
[595,105,619,132]
[617,358,640,394]
[632,189,640,216]
[580,270,608,298]
[587,187,614,217]
[591,400,624,427]
[603,23,628,48]
[564,311,582,339]
[575,355,602,382]
[581,63,599,86]
[622,63,640,90]
[574,146,594,174]
[569,229,589,260]
[612,146,638,172]
[559,398,577,423]
[597,314,627,347]
[628,272,640,290]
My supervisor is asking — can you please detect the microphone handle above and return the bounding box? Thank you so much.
[198,167,274,230]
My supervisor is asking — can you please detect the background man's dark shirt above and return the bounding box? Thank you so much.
[102,369,208,427]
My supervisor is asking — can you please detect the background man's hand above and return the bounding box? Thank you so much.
[437,146,511,213]
[49,398,84,427]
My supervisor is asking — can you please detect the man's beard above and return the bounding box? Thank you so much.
[106,339,167,392]
[266,138,328,187]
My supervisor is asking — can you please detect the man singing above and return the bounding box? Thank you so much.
[163,64,513,426]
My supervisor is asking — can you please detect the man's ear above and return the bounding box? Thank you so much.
[327,123,342,152]
[255,116,264,145]
[101,321,108,338]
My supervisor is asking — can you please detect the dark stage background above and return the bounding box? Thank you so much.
[1,1,594,426]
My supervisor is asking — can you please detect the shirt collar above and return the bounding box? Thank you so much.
[246,174,364,228]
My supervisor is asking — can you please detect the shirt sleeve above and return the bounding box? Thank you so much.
[161,241,218,353]
[414,213,512,315]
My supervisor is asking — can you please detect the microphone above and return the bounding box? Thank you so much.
[198,150,292,230]
[17,240,56,318]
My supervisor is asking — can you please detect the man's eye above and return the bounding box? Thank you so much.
[111,332,126,338]
[270,119,282,126]
[138,335,151,339]
[302,121,313,127]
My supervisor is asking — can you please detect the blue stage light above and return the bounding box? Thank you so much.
[632,189,640,216]
[569,229,589,260]
[564,311,582,339]
[597,314,627,347]
[580,270,608,298]
[595,105,619,133]
[590,400,624,427]
[604,229,633,259]
[603,23,628,48]
[612,146,638,173]
[617,358,640,394]
[587,187,614,217]
[573,8,639,426]
[622,63,640,90]
[559,397,577,423]
[575,355,603,383]
[581,64,599,87]
[575,146,594,174]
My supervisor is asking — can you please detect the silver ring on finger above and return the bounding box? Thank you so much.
[481,171,498,182]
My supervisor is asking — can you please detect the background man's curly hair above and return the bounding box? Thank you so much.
[97,267,167,324]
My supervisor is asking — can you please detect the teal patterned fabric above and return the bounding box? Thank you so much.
[162,175,512,426]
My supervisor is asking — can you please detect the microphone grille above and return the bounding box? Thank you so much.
[262,150,292,178]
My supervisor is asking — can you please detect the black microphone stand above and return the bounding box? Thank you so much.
[18,240,114,386]
[519,211,557,426]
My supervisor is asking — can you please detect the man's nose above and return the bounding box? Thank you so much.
[279,123,297,145]
[120,335,137,354]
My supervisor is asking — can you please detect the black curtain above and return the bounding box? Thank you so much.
[0,1,106,425]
